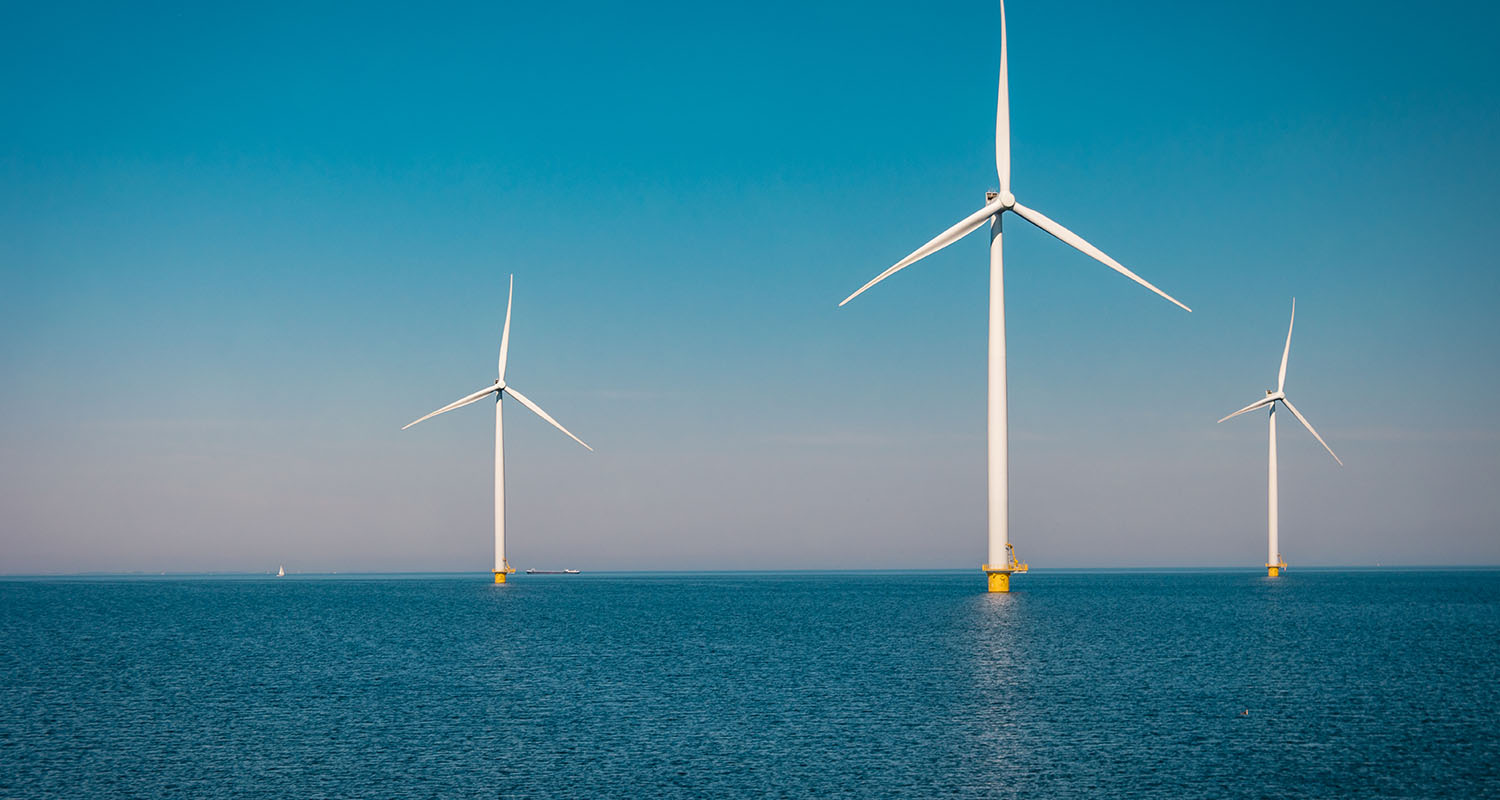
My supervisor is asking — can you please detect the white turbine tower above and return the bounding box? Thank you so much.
[403,276,592,583]
[838,1,1191,592]
[1217,299,1342,577]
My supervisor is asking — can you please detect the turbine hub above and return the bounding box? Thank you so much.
[999,191,1016,209]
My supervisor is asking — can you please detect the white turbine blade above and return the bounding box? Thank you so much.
[401,384,500,430]
[498,275,514,381]
[1010,202,1192,313]
[995,0,1010,191]
[503,386,593,452]
[1277,297,1295,392]
[1280,397,1342,466]
[839,199,1004,307]
[1217,396,1276,424]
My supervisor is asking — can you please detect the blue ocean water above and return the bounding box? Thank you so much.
[1,570,1497,798]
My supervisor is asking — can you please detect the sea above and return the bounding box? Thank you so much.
[1,570,1497,798]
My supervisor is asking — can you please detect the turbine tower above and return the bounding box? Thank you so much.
[838,1,1191,592]
[403,276,592,583]
[1218,299,1342,577]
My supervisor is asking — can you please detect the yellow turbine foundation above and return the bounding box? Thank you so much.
[982,545,1028,593]
[494,571,507,584]
[1266,556,1286,578]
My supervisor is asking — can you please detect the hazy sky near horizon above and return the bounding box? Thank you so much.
[3,0,1498,573]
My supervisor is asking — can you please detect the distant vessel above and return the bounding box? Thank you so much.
[277,565,285,577]
[525,569,581,575]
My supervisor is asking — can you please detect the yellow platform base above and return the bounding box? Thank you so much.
[981,564,1013,593]
[982,546,1026,593]
[1267,566,1279,578]
[494,571,507,584]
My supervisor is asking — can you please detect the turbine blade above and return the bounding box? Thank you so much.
[1277,297,1295,392]
[1280,397,1342,466]
[498,275,514,381]
[1010,202,1191,312]
[402,384,500,430]
[503,386,593,452]
[839,199,1004,307]
[996,0,1010,191]
[1217,396,1276,424]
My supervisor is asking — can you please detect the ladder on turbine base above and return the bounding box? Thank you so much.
[1006,543,1028,573]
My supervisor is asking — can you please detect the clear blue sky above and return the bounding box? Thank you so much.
[3,0,1497,573]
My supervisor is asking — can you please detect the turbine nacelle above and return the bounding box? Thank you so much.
[985,190,1017,210]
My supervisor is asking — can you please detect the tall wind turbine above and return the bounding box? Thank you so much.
[838,1,1191,592]
[402,276,592,583]
[1218,299,1341,577]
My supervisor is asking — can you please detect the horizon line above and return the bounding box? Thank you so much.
[3,565,1498,579]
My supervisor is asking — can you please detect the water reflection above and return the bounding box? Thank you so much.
[1,570,1496,797]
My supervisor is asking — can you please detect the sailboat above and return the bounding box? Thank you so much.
[277,565,285,577]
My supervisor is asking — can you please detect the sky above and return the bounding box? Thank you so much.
[2,0,1498,573]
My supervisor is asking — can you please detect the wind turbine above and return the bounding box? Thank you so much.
[1217,299,1341,577]
[838,1,1191,592]
[402,276,592,583]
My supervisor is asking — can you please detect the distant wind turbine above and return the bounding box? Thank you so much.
[1217,299,1342,577]
[403,276,592,583]
[838,0,1191,592]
